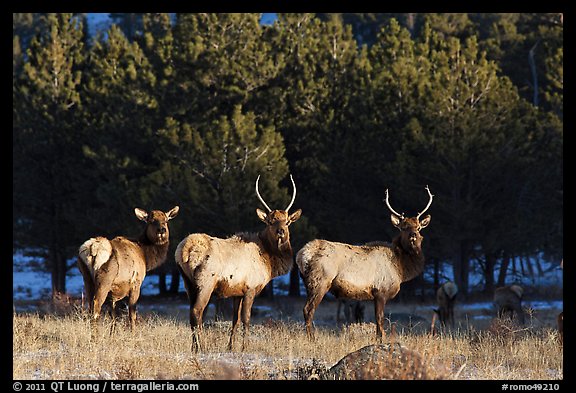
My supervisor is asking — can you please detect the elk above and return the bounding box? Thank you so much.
[337,299,366,325]
[494,285,525,325]
[433,281,458,329]
[297,186,433,340]
[175,175,301,351]
[77,206,179,330]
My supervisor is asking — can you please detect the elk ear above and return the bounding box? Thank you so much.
[134,208,149,222]
[166,206,180,220]
[287,209,302,225]
[391,214,402,228]
[419,214,431,229]
[256,208,268,223]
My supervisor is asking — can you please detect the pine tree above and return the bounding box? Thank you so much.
[81,24,160,233]
[13,13,87,294]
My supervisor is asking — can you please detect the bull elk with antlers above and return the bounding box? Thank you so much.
[297,186,433,340]
[78,206,180,330]
[176,175,301,351]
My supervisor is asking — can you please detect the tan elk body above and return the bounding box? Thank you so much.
[77,207,179,329]
[176,175,301,351]
[297,187,433,339]
[494,284,525,325]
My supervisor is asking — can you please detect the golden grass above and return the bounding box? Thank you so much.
[13,305,563,380]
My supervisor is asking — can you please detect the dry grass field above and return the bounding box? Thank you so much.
[13,295,563,380]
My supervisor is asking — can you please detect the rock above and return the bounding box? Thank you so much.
[324,343,435,380]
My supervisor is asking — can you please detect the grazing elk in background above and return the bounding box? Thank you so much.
[337,299,366,325]
[494,285,525,325]
[176,175,301,351]
[297,186,433,340]
[433,281,458,330]
[78,206,180,330]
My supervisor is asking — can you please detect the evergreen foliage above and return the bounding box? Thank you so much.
[13,13,563,297]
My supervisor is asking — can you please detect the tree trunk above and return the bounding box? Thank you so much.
[525,255,534,279]
[169,267,180,293]
[406,13,416,36]
[158,271,167,294]
[453,241,469,298]
[528,40,540,107]
[50,247,67,295]
[289,264,300,297]
[484,252,496,294]
[433,258,440,290]
[461,248,469,297]
[497,255,510,287]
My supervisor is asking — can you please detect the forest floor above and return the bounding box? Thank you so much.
[13,294,563,380]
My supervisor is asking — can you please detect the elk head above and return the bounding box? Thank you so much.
[255,174,302,253]
[135,206,180,245]
[385,186,433,254]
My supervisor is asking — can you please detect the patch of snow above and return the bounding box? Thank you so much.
[13,250,166,301]
[471,315,492,320]
[524,300,563,310]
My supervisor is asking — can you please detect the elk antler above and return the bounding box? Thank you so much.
[416,185,434,220]
[255,175,272,212]
[384,189,404,219]
[285,174,297,213]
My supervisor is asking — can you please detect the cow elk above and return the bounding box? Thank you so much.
[176,175,301,351]
[297,186,433,340]
[494,285,525,325]
[433,281,458,330]
[77,206,179,330]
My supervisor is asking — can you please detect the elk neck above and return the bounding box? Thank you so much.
[137,233,170,272]
[258,230,294,278]
[392,235,426,282]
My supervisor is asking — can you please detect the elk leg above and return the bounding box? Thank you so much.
[344,301,352,324]
[190,287,213,352]
[109,300,117,336]
[228,297,243,351]
[373,292,387,340]
[303,285,330,340]
[128,285,141,332]
[240,290,256,352]
[77,258,94,314]
[92,284,112,322]
[514,304,525,325]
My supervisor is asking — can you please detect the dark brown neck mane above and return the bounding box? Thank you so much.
[392,236,425,282]
[258,230,294,278]
[137,233,170,272]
